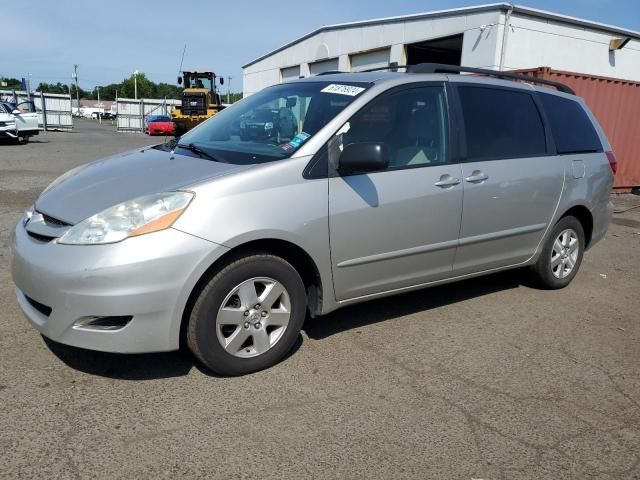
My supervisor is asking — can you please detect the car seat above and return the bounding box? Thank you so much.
[390,105,441,168]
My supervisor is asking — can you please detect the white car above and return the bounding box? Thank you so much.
[0,101,39,143]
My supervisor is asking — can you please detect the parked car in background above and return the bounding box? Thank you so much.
[11,65,615,376]
[0,101,39,143]
[239,103,297,143]
[144,114,174,136]
[91,111,116,120]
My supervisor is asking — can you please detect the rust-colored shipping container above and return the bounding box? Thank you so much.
[515,67,640,191]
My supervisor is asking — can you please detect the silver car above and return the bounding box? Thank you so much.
[10,65,616,375]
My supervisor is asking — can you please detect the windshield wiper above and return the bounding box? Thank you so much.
[176,143,219,162]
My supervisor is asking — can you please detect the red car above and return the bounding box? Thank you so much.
[144,115,175,136]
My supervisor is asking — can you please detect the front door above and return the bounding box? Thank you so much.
[328,84,463,301]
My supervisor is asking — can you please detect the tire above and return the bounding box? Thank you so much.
[187,254,307,376]
[530,215,585,289]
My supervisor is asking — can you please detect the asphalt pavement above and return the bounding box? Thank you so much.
[1,120,639,479]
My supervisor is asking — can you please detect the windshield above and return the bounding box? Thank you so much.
[149,115,170,122]
[179,81,370,164]
[185,74,212,90]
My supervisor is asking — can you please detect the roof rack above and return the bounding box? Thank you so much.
[408,63,575,94]
[315,70,348,76]
[356,62,575,95]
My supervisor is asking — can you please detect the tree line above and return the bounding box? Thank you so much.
[2,73,242,103]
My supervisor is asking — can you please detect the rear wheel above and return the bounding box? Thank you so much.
[530,216,585,289]
[187,254,307,376]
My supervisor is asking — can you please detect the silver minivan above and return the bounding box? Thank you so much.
[10,65,616,375]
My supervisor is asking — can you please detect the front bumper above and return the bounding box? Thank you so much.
[10,223,228,353]
[0,125,18,138]
[150,127,174,135]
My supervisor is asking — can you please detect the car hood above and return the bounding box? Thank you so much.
[35,146,251,224]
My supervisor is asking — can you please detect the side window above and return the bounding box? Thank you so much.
[539,93,602,154]
[341,86,449,169]
[458,86,547,161]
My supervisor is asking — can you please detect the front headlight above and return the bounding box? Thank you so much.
[23,206,34,227]
[58,191,193,245]
[264,122,274,130]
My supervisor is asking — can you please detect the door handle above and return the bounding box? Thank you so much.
[465,171,488,183]
[434,175,461,188]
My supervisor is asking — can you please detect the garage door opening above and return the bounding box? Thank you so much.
[406,34,463,66]
[309,58,339,76]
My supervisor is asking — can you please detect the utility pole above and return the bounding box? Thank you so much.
[96,86,102,125]
[26,73,32,101]
[227,76,231,104]
[133,70,139,100]
[72,65,80,115]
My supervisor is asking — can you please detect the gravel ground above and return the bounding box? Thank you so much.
[1,120,639,479]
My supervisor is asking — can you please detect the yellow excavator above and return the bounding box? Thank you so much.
[171,71,225,136]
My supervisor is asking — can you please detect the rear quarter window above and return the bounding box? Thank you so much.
[458,86,547,161]
[538,93,602,154]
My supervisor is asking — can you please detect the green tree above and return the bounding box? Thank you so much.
[37,82,88,98]
[227,92,243,104]
[87,83,119,100]
[155,82,181,99]
[0,77,24,89]
[120,72,157,99]
[37,82,70,94]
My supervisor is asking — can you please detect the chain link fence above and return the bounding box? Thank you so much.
[0,90,73,130]
[116,98,181,132]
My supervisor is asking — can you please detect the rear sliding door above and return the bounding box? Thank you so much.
[451,84,564,275]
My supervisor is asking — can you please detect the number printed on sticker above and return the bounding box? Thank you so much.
[320,84,366,96]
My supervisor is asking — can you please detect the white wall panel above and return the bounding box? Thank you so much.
[243,7,640,94]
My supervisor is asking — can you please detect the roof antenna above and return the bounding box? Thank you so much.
[177,44,187,79]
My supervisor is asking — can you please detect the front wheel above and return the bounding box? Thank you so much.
[187,254,307,376]
[530,216,585,289]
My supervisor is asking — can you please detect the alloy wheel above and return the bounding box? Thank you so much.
[550,228,579,279]
[216,277,291,358]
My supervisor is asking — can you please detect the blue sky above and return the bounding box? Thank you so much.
[3,0,639,92]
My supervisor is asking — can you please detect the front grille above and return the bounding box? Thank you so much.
[40,212,71,227]
[27,231,55,242]
[181,93,207,115]
[24,295,52,317]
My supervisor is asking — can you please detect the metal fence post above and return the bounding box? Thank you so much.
[41,91,48,131]
[69,92,74,130]
[140,99,145,133]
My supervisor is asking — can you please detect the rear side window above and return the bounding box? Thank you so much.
[458,86,547,161]
[538,93,602,154]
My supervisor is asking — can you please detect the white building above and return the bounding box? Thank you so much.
[242,3,640,96]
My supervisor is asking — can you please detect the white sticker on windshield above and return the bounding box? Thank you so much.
[321,84,365,96]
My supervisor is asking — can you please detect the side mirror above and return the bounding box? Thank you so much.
[177,77,182,85]
[338,142,388,175]
[286,96,297,108]
[12,109,21,114]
